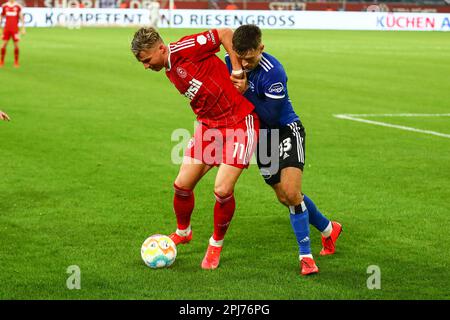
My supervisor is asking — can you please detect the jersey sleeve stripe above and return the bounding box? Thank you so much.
[170,40,195,49]
[259,59,273,72]
[264,92,285,99]
[259,62,269,72]
[173,39,195,46]
[261,56,274,68]
[170,43,195,53]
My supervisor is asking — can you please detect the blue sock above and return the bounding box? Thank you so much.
[289,202,311,255]
[303,194,330,233]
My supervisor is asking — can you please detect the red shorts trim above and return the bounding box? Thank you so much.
[185,112,260,169]
[2,30,19,42]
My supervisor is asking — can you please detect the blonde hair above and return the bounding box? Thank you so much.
[131,27,163,59]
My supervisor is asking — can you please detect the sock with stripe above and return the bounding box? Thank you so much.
[289,201,312,256]
[303,194,332,237]
[176,225,191,237]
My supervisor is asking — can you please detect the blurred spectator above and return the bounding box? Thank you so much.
[98,0,116,8]
[294,1,306,10]
[148,0,160,28]
[119,0,130,8]
[68,0,85,8]
[225,0,238,10]
[209,0,219,10]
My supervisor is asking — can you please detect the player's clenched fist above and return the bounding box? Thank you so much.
[0,111,10,121]
[230,71,248,94]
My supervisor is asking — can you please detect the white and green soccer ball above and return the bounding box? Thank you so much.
[141,234,177,268]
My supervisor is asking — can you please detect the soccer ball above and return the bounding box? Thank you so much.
[141,234,177,268]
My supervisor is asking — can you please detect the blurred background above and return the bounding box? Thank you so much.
[15,0,450,13]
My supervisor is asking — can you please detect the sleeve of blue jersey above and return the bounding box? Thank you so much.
[261,67,288,100]
[224,54,232,74]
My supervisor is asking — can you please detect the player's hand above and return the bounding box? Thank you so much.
[230,71,248,94]
[21,29,26,35]
[0,111,11,121]
[230,69,244,80]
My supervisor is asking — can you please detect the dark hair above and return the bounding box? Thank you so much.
[232,24,262,56]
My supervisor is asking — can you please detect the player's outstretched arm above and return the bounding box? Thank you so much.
[217,28,243,79]
[0,111,11,121]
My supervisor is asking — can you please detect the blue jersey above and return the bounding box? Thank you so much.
[225,52,299,128]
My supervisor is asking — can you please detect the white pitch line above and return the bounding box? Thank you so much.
[334,114,450,139]
[338,113,450,117]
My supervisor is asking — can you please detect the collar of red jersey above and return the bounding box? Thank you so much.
[166,46,172,71]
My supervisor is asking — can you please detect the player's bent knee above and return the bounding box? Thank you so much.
[284,191,301,206]
[174,176,195,191]
[276,188,301,207]
[276,194,289,207]
[214,185,234,199]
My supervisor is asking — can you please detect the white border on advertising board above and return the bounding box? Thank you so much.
[21,8,450,31]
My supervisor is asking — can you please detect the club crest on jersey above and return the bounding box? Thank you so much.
[176,66,187,78]
[196,35,207,45]
[184,78,203,100]
[268,82,284,94]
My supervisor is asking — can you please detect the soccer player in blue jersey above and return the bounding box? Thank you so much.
[226,25,342,275]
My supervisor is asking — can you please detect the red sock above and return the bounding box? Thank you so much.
[173,184,194,230]
[213,192,236,241]
[1,48,5,63]
[14,48,19,64]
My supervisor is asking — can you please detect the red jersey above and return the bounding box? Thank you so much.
[165,29,254,128]
[1,2,21,33]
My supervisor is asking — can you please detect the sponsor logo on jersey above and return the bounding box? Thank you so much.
[184,78,203,100]
[6,10,18,16]
[176,66,187,79]
[268,82,284,94]
[196,35,207,45]
[207,30,216,45]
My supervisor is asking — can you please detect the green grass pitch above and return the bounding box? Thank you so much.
[0,27,449,300]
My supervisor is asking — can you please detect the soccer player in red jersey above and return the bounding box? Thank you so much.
[0,0,25,68]
[131,27,259,269]
[0,110,10,120]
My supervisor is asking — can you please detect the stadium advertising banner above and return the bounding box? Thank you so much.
[22,8,450,31]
